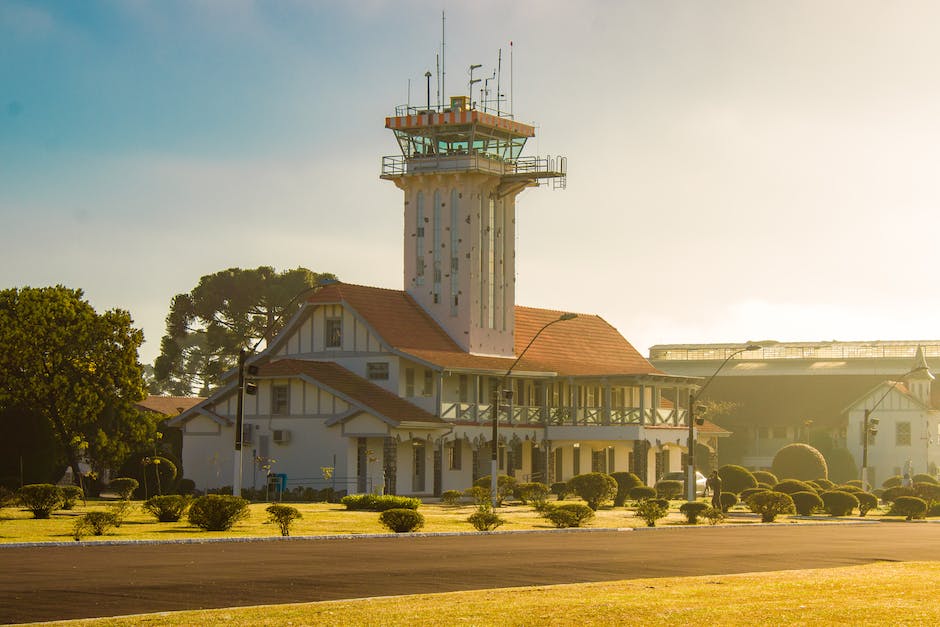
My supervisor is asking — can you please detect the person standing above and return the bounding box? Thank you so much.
[706,471,723,509]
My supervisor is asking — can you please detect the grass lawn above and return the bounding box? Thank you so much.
[50,561,940,626]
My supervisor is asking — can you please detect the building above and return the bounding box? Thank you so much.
[169,82,719,497]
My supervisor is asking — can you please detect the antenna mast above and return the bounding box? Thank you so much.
[441,11,446,109]
[510,40,514,118]
[496,48,502,116]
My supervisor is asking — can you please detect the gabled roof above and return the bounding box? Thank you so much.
[306,282,662,377]
[258,359,443,425]
[136,395,204,416]
[842,380,930,415]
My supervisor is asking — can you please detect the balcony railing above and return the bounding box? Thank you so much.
[440,402,687,427]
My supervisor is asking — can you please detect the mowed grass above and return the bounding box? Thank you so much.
[0,496,893,544]
[52,561,940,626]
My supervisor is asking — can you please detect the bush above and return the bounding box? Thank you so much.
[756,482,774,491]
[774,479,817,495]
[61,485,85,510]
[746,491,795,523]
[678,501,710,524]
[17,484,63,519]
[629,486,656,502]
[718,492,738,513]
[913,473,939,485]
[379,508,424,533]
[856,492,878,516]
[440,490,463,506]
[610,472,644,507]
[187,495,250,531]
[881,486,915,504]
[634,499,669,527]
[177,478,196,495]
[914,482,940,504]
[516,482,550,507]
[772,443,828,481]
[108,477,139,500]
[568,473,617,510]
[550,482,570,501]
[717,465,757,494]
[143,495,191,522]
[340,494,420,511]
[890,496,928,520]
[543,503,595,528]
[464,486,490,506]
[835,484,864,494]
[655,480,683,500]
[882,475,902,488]
[109,499,132,526]
[468,506,504,531]
[752,470,778,485]
[474,475,517,506]
[845,479,864,489]
[739,487,767,502]
[813,477,835,490]
[703,507,725,525]
[821,490,859,516]
[791,491,824,516]
[927,502,940,517]
[72,511,119,540]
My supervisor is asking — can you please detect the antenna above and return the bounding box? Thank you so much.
[436,54,440,111]
[407,78,411,110]
[496,48,502,116]
[483,72,495,113]
[441,11,446,108]
[469,64,482,105]
[510,41,514,118]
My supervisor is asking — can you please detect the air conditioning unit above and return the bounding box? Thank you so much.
[273,429,291,444]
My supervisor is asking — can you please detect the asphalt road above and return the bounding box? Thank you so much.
[3,523,940,624]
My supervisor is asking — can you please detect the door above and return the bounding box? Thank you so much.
[412,441,426,492]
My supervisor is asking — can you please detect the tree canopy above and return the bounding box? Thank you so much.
[0,286,156,485]
[152,266,336,395]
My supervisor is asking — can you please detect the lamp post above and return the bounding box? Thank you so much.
[858,369,917,490]
[491,313,577,508]
[686,343,762,502]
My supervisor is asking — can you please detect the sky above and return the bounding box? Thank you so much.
[4,0,940,366]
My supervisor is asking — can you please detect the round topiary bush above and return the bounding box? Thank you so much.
[474,475,517,505]
[440,490,463,506]
[143,494,191,522]
[634,498,669,527]
[890,496,928,520]
[108,477,139,500]
[739,487,767,502]
[856,492,878,516]
[379,508,424,533]
[468,508,504,531]
[550,482,570,501]
[746,491,795,523]
[718,492,738,512]
[515,482,550,506]
[543,503,595,528]
[60,485,85,510]
[813,477,835,490]
[717,465,757,494]
[821,490,859,516]
[655,479,683,500]
[835,484,863,494]
[629,485,656,501]
[610,472,644,506]
[266,504,302,536]
[882,475,902,488]
[913,473,939,485]
[771,443,828,481]
[72,511,119,540]
[914,482,940,503]
[679,501,710,524]
[17,484,63,519]
[773,479,818,495]
[881,486,916,504]
[752,470,778,485]
[187,495,250,531]
[568,472,617,510]
[791,491,823,516]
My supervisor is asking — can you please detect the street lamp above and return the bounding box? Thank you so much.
[686,343,762,501]
[491,313,577,508]
[859,369,918,490]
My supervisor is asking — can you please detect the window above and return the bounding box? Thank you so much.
[554,447,564,482]
[572,443,581,475]
[448,441,462,470]
[422,369,434,397]
[416,191,425,285]
[325,318,342,348]
[367,362,389,380]
[405,368,415,397]
[272,384,289,415]
[897,421,911,446]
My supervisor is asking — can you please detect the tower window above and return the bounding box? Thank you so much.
[325,318,342,348]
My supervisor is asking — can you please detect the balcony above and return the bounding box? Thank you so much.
[440,402,688,427]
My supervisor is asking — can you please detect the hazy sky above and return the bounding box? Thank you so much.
[4,0,940,366]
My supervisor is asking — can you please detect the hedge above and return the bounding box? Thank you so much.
[341,494,421,511]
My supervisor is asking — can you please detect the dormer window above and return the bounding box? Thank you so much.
[325,318,342,348]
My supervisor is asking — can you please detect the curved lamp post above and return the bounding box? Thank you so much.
[491,312,577,508]
[686,343,762,502]
[859,368,918,490]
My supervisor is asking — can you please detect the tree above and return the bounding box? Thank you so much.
[153,266,336,395]
[0,286,157,484]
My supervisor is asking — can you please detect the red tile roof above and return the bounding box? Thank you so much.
[137,395,204,416]
[307,283,661,377]
[257,359,442,425]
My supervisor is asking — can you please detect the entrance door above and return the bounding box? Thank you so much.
[412,441,426,492]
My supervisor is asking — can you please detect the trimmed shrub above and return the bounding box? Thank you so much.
[717,465,757,494]
[913,473,939,485]
[379,508,424,533]
[543,503,595,528]
[756,482,775,491]
[813,477,835,490]
[890,496,928,520]
[746,491,795,523]
[821,490,859,516]
[109,499,133,526]
[474,475,517,506]
[927,502,940,517]
[655,479,683,500]
[845,479,865,489]
[914,482,940,504]
[61,485,84,510]
[634,499,669,527]
[610,472,644,507]
[187,495,250,531]
[772,443,828,481]
[143,495,191,522]
[568,473,617,510]
[856,492,878,516]
[835,484,864,494]
[824,448,858,484]
[774,479,817,495]
[108,477,139,500]
[882,475,903,489]
[881,486,915,504]
[752,470,778,485]
[177,478,196,495]
[73,511,119,539]
[468,507,504,531]
[440,490,463,506]
[718,492,738,513]
[464,486,490,506]
[550,482,570,501]
[629,486,656,502]
[340,494,420,511]
[703,507,725,525]
[17,484,63,519]
[679,501,710,524]
[516,482,550,507]
[791,491,823,516]
[739,487,767,502]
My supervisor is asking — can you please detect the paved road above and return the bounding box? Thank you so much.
[3,523,940,623]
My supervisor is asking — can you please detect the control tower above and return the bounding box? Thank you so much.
[382,93,566,357]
